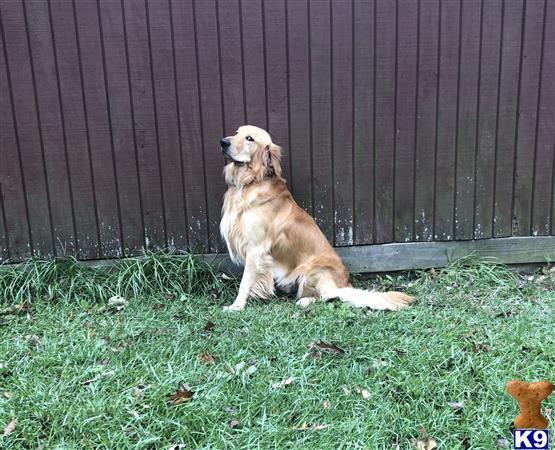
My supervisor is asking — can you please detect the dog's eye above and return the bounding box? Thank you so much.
[246,136,254,142]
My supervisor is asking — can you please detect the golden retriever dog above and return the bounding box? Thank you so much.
[219,125,413,311]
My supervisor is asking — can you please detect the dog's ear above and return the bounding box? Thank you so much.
[263,143,282,178]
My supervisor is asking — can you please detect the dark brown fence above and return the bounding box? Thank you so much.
[1,0,554,266]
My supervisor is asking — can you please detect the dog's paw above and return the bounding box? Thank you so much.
[223,303,245,312]
[295,297,316,308]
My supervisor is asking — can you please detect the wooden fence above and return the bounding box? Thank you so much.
[1,0,554,269]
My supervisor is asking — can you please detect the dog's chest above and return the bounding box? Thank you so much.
[220,189,250,264]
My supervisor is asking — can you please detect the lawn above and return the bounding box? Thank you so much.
[0,255,554,449]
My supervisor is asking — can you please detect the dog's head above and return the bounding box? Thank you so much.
[220,125,282,187]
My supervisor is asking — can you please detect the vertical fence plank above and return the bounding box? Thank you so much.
[353,0,374,245]
[86,0,143,256]
[49,0,100,259]
[263,0,291,184]
[474,0,502,240]
[513,0,546,236]
[0,16,32,260]
[0,184,7,262]
[434,0,460,241]
[1,0,54,257]
[121,0,166,251]
[194,0,226,251]
[331,0,354,246]
[241,0,267,129]
[286,0,312,213]
[24,0,76,256]
[493,0,524,237]
[170,0,208,252]
[374,0,396,243]
[454,0,481,240]
[394,0,417,243]
[147,0,187,250]
[414,0,439,242]
[532,0,554,236]
[217,0,245,133]
[309,0,333,241]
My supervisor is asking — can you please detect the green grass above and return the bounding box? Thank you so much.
[1,255,554,449]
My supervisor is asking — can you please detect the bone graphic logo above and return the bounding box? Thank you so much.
[506,380,553,429]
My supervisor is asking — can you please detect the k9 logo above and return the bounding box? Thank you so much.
[513,430,549,449]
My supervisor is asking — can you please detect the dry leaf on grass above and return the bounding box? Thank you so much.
[108,295,128,311]
[81,370,115,385]
[167,445,187,450]
[471,343,490,353]
[496,437,509,448]
[198,351,216,365]
[308,341,345,355]
[447,400,464,410]
[24,334,40,347]
[168,383,194,405]
[341,385,351,396]
[291,422,330,431]
[271,377,294,389]
[132,384,151,398]
[229,419,240,428]
[416,426,437,450]
[323,400,330,409]
[3,391,12,399]
[2,418,16,437]
[203,321,215,333]
[545,407,552,419]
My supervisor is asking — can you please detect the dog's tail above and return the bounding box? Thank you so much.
[327,287,414,310]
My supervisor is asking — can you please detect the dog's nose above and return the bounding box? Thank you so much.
[220,138,231,149]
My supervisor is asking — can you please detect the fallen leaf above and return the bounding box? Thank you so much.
[168,383,194,405]
[223,362,235,374]
[308,341,345,355]
[132,384,151,398]
[229,419,240,428]
[271,377,294,389]
[164,293,175,300]
[447,400,464,410]
[545,407,552,419]
[360,389,370,399]
[472,343,490,353]
[416,439,437,450]
[496,437,509,448]
[292,422,330,431]
[416,426,437,450]
[323,400,330,409]
[167,445,187,450]
[203,321,215,333]
[2,418,16,437]
[108,295,128,311]
[128,410,140,420]
[81,370,115,385]
[24,334,40,347]
[341,385,351,396]
[244,365,257,376]
[221,273,233,280]
[3,391,12,399]
[198,352,216,365]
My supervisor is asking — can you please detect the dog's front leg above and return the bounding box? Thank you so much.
[224,248,263,311]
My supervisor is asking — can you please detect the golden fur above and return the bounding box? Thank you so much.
[220,125,413,311]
